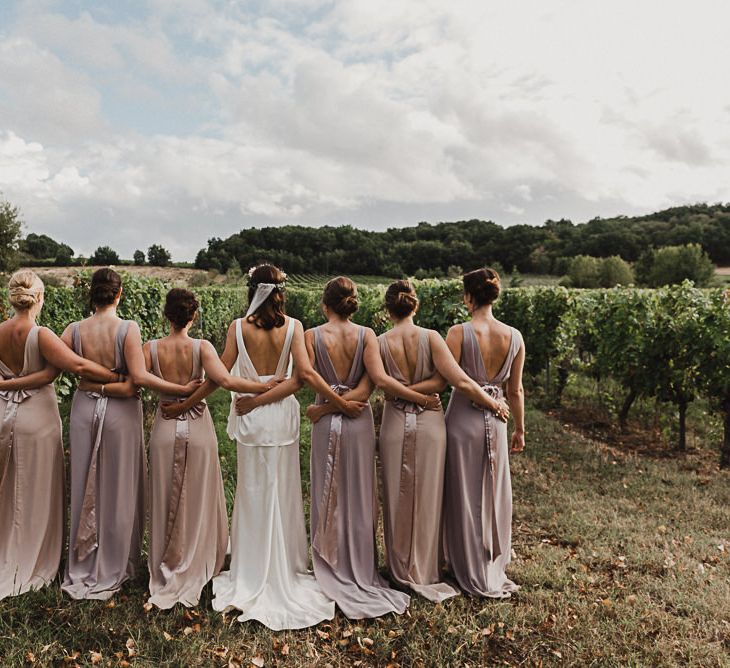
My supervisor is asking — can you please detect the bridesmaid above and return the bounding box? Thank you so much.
[0,271,124,600]
[377,280,511,602]
[164,265,361,630]
[61,268,198,600]
[304,276,441,620]
[443,268,525,598]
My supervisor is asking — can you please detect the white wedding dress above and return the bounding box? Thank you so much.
[212,316,334,629]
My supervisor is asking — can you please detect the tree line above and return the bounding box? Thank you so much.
[193,203,729,282]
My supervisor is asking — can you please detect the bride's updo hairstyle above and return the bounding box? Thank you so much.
[384,279,419,319]
[8,270,44,311]
[90,268,122,309]
[463,267,501,308]
[322,276,359,319]
[247,264,286,330]
[164,288,199,330]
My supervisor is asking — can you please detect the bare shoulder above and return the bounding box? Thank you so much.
[446,323,464,339]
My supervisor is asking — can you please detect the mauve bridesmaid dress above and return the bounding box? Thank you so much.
[443,321,522,598]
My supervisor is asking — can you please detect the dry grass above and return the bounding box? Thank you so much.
[1,393,729,667]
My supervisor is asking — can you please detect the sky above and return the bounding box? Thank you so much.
[1,0,729,261]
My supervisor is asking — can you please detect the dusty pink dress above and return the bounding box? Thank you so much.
[378,328,458,602]
[147,338,228,609]
[444,322,522,598]
[0,326,64,599]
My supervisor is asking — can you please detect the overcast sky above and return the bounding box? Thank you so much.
[1,0,729,261]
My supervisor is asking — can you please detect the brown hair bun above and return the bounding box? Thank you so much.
[8,270,44,310]
[246,263,287,330]
[463,267,501,307]
[164,288,199,329]
[90,267,122,308]
[385,279,419,318]
[322,276,359,318]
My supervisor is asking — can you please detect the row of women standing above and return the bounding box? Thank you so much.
[0,264,525,629]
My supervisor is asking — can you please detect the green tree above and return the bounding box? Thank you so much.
[133,250,146,265]
[147,244,171,267]
[598,256,634,287]
[566,255,602,288]
[637,243,715,287]
[0,197,23,272]
[90,245,120,265]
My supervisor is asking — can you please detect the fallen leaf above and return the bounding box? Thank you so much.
[280,644,289,656]
[125,638,137,657]
[25,652,36,664]
[163,632,173,642]
[250,657,265,668]
[143,602,153,613]
[183,627,193,636]
[89,651,102,665]
[228,656,243,668]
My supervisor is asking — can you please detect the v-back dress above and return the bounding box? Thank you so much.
[212,317,334,630]
[378,328,458,602]
[147,338,228,609]
[62,320,146,600]
[444,322,522,598]
[0,326,64,599]
[310,325,410,619]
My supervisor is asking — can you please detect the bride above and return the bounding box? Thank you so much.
[165,264,364,629]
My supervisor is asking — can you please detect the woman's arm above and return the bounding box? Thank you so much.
[362,328,438,408]
[305,373,373,423]
[38,327,119,383]
[505,340,526,452]
[407,372,447,395]
[200,339,278,394]
[124,322,200,396]
[0,364,59,391]
[431,330,509,419]
[77,377,138,398]
[295,323,364,417]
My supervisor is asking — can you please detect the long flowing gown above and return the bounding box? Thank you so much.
[0,326,64,599]
[212,317,334,630]
[310,325,410,619]
[147,338,228,609]
[378,329,458,602]
[62,320,146,600]
[444,322,522,598]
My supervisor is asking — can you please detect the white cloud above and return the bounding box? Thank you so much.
[1,0,729,260]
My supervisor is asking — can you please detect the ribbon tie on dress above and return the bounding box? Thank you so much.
[388,397,426,571]
[75,391,110,560]
[0,386,39,492]
[312,383,352,568]
[159,399,206,576]
[476,383,503,561]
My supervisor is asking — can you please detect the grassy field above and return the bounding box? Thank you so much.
[1,386,729,668]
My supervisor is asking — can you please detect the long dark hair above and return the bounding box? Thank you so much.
[247,264,286,330]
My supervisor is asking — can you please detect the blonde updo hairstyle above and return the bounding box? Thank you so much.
[8,270,44,312]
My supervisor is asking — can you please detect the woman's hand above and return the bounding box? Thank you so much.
[493,399,510,422]
[510,430,525,453]
[161,401,186,419]
[306,404,327,423]
[235,394,259,416]
[183,378,204,395]
[342,400,367,419]
[260,377,285,392]
[422,394,442,411]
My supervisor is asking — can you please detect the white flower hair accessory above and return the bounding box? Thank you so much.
[247,265,287,290]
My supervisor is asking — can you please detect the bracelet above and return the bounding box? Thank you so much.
[101,384,106,397]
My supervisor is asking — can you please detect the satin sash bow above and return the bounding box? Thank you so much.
[159,400,206,576]
[0,387,39,492]
[388,398,426,570]
[75,391,109,560]
[478,383,503,561]
[312,383,352,568]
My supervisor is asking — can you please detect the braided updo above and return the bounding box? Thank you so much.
[463,267,501,308]
[322,276,359,318]
[384,279,419,318]
[90,268,122,308]
[8,270,44,311]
